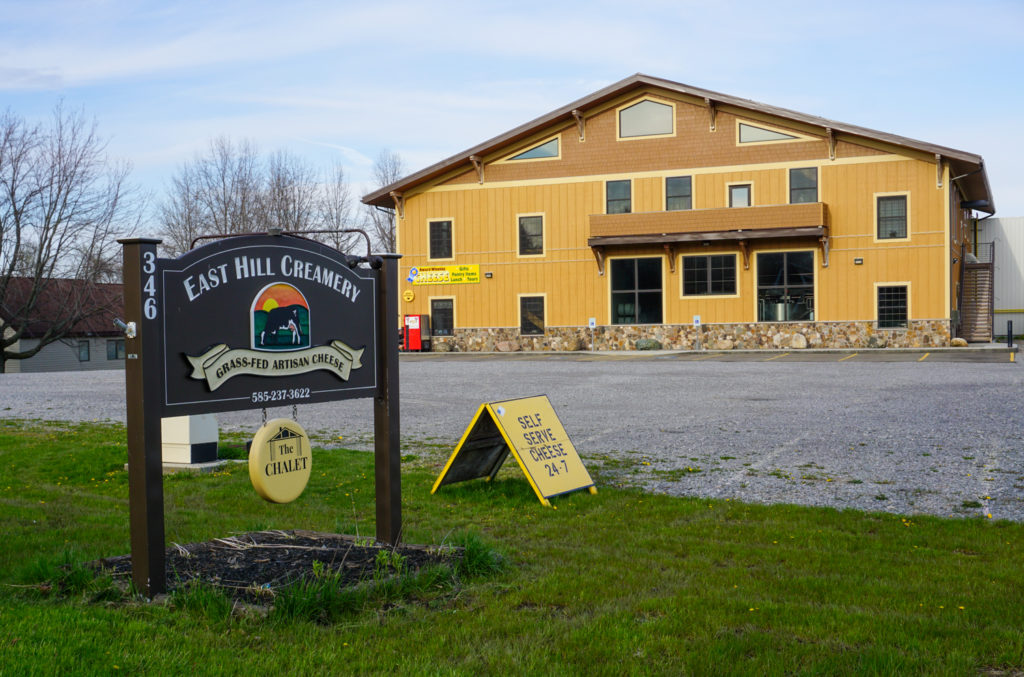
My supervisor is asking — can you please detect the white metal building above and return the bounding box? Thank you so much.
[979,216,1024,339]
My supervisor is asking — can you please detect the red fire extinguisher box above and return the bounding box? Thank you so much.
[403,314,431,351]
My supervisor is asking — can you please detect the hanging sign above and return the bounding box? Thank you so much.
[249,418,313,503]
[432,395,595,506]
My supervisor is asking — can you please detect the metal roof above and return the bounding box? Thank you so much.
[362,73,993,214]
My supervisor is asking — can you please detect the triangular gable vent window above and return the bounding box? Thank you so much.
[510,138,559,161]
[738,123,799,143]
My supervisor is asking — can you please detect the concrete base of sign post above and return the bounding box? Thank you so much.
[161,414,219,465]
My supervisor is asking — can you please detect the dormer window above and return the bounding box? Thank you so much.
[618,99,674,138]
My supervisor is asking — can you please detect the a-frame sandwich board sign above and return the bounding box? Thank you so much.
[431,395,596,506]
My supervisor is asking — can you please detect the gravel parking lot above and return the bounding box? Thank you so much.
[2,353,1022,520]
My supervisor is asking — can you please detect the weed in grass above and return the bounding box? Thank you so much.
[450,532,507,579]
[169,579,234,623]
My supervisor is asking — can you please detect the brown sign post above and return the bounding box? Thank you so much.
[118,235,401,596]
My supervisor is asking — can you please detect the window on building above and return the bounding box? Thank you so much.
[107,339,125,360]
[509,138,559,161]
[518,215,543,256]
[683,255,737,296]
[611,258,662,324]
[619,100,673,138]
[877,286,908,328]
[877,195,907,239]
[729,184,751,208]
[738,123,799,143]
[519,296,545,335]
[757,251,814,322]
[78,340,90,362]
[430,299,454,336]
[606,180,631,214]
[789,167,817,204]
[666,176,692,211]
[428,220,453,259]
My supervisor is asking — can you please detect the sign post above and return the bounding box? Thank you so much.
[118,234,401,595]
[120,238,166,595]
[374,254,401,544]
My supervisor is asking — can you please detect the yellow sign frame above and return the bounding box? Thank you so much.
[431,395,596,506]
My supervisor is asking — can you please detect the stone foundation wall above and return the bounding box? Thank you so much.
[428,320,951,352]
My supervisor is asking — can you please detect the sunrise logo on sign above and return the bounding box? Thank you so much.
[252,283,310,351]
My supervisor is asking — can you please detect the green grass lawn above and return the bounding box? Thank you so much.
[1,418,1022,676]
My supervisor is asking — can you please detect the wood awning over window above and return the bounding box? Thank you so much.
[587,202,829,274]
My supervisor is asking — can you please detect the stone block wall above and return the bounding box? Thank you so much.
[428,320,951,352]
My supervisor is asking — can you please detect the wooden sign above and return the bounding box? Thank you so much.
[432,395,595,506]
[119,234,402,596]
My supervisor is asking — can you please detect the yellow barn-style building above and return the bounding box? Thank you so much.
[363,74,995,351]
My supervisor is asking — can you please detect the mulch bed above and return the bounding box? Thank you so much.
[92,530,459,602]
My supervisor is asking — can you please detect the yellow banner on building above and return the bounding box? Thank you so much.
[408,264,480,285]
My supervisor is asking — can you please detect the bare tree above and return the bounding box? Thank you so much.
[315,163,364,254]
[159,139,363,256]
[0,105,139,371]
[264,150,319,232]
[363,149,404,253]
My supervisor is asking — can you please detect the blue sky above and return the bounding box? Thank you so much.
[2,0,1023,225]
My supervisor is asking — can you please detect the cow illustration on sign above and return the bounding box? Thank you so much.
[251,283,311,351]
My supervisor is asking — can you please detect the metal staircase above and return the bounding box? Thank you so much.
[959,242,994,343]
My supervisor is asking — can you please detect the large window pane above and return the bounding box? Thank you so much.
[610,258,635,291]
[757,252,785,287]
[757,251,814,322]
[636,258,661,289]
[611,258,662,324]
